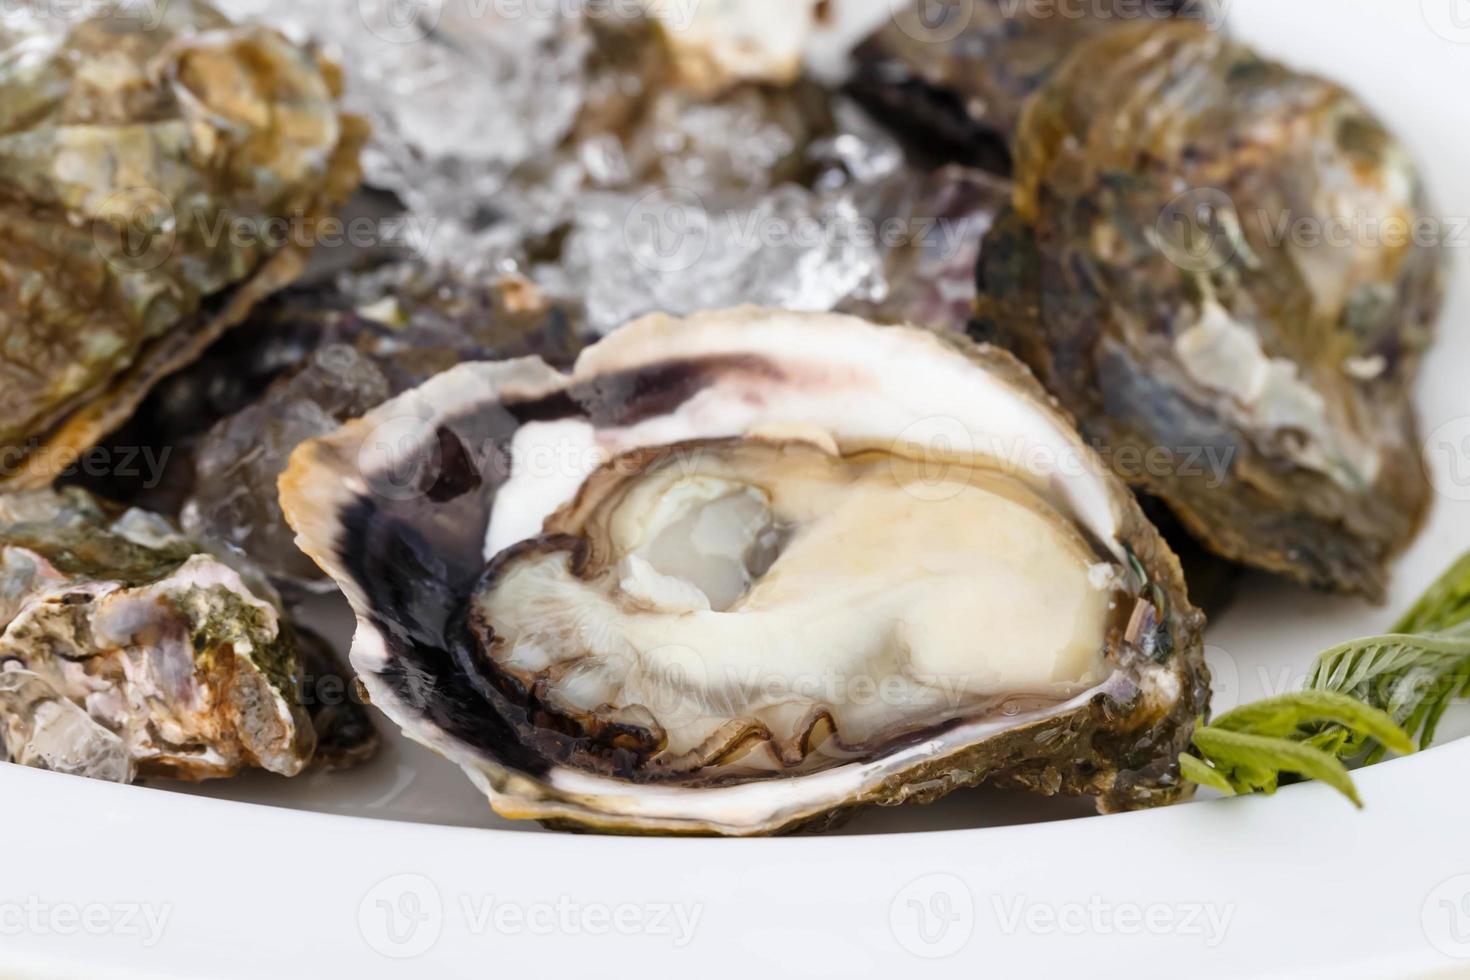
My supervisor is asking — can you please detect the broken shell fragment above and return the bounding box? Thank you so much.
[0,488,374,783]
[282,308,1206,836]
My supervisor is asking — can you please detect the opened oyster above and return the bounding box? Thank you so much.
[281,308,1205,835]
[0,488,375,782]
[974,20,1441,598]
[0,0,364,489]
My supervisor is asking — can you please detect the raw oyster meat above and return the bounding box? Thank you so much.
[847,0,1221,169]
[81,264,581,589]
[974,20,1442,599]
[0,0,365,490]
[0,488,375,782]
[280,308,1206,836]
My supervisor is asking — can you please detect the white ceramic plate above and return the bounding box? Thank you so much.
[4,0,1470,976]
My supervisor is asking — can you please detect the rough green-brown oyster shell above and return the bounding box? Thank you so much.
[280,308,1207,836]
[0,0,364,489]
[0,487,375,782]
[847,0,1221,170]
[974,20,1441,599]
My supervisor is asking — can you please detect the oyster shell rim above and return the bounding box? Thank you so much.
[280,307,1208,835]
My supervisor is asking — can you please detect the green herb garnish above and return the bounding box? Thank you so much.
[1182,691,1412,806]
[1182,550,1470,806]
[1306,550,1470,761]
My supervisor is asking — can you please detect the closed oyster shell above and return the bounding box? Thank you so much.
[974,20,1441,599]
[0,0,364,489]
[0,487,375,782]
[847,0,1220,169]
[280,308,1206,836]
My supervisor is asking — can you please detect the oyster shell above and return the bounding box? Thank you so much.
[640,0,823,96]
[847,0,1220,169]
[0,0,364,490]
[0,488,375,782]
[281,308,1206,835]
[80,265,581,589]
[974,20,1442,599]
